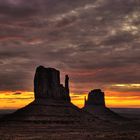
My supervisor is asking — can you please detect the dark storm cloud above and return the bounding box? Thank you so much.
[0,1,37,18]
[0,4,35,18]
[0,0,140,92]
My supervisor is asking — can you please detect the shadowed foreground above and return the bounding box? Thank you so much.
[0,121,140,140]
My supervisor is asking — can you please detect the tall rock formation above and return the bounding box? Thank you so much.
[84,89,105,107]
[64,75,71,101]
[34,66,70,101]
[83,89,123,121]
[3,66,94,124]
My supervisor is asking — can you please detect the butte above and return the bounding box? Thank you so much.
[3,66,95,124]
[83,89,124,121]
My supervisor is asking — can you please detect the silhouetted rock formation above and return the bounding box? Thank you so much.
[3,66,95,124]
[34,66,70,101]
[85,89,105,107]
[83,89,123,121]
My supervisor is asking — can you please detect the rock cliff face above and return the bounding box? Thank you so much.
[84,89,105,107]
[83,89,123,121]
[34,66,70,102]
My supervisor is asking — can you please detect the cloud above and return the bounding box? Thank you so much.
[13,92,22,95]
[0,1,37,18]
[0,0,139,94]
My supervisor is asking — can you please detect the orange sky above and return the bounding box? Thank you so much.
[0,90,139,109]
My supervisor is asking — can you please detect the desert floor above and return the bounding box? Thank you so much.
[0,120,140,140]
[0,109,139,140]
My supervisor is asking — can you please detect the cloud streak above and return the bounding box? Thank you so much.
[0,0,139,96]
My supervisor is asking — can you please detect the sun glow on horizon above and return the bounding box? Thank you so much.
[0,90,140,109]
[0,91,34,109]
[111,84,140,88]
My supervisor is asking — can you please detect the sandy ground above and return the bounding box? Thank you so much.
[0,109,139,140]
[0,120,139,140]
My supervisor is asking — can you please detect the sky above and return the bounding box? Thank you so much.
[0,0,140,109]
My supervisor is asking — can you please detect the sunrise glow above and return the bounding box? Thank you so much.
[0,90,139,109]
